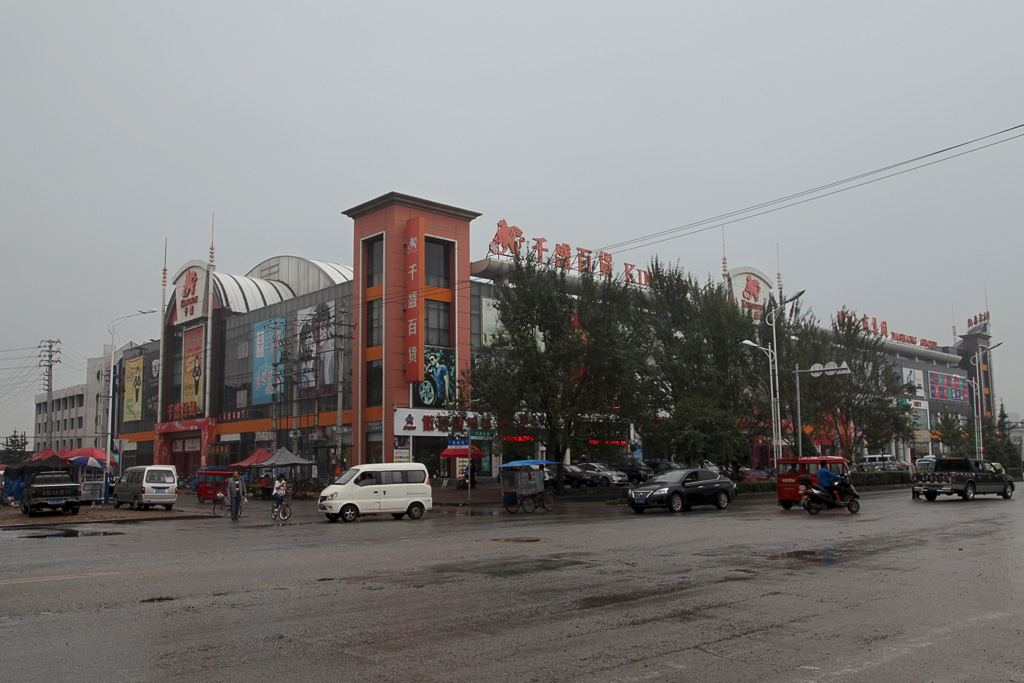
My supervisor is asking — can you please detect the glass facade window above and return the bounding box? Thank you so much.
[425,239,451,288]
[425,300,450,347]
[367,298,383,347]
[365,236,384,288]
[366,359,383,407]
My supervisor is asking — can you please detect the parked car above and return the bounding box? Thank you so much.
[649,461,683,475]
[611,457,654,484]
[545,464,600,489]
[628,467,736,514]
[742,469,772,482]
[576,463,628,486]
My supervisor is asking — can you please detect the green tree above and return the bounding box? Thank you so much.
[933,410,971,455]
[470,255,647,467]
[800,309,915,460]
[634,261,758,469]
[1,430,29,465]
[993,404,1022,472]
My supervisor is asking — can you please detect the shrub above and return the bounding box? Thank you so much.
[851,471,911,487]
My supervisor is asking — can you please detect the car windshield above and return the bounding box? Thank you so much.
[648,470,687,484]
[335,468,359,485]
[564,465,581,473]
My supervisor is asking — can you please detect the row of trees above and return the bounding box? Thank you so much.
[462,256,920,472]
[933,405,1022,470]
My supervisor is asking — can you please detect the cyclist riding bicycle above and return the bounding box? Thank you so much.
[272,474,288,511]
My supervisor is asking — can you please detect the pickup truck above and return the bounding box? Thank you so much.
[913,458,1015,502]
[20,470,82,516]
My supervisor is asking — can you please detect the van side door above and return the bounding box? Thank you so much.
[353,470,382,513]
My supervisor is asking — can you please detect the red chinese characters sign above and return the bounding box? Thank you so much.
[836,310,938,350]
[406,217,426,383]
[488,219,649,286]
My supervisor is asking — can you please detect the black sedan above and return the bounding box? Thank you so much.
[545,464,601,488]
[628,468,735,514]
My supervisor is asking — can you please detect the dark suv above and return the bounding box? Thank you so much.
[612,457,654,484]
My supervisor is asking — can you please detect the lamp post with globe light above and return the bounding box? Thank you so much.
[105,309,157,501]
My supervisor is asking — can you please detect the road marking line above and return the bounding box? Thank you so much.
[0,572,118,586]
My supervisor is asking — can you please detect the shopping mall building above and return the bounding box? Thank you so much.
[46,191,998,474]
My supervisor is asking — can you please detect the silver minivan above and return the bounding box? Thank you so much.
[113,465,178,511]
[318,462,432,523]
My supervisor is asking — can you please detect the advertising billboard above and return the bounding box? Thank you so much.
[143,345,160,420]
[297,302,335,398]
[928,371,969,403]
[414,345,456,408]
[122,354,145,422]
[182,326,205,411]
[252,317,284,405]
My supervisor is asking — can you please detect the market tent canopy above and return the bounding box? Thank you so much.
[230,448,274,468]
[4,455,70,479]
[259,448,315,467]
[56,446,71,458]
[31,448,56,461]
[499,460,559,468]
[440,446,487,459]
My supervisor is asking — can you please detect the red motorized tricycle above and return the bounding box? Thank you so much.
[195,467,233,504]
[776,456,851,510]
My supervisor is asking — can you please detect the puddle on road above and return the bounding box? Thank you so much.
[492,537,543,543]
[770,549,839,565]
[20,529,125,539]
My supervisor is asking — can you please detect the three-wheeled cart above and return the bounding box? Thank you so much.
[499,460,557,514]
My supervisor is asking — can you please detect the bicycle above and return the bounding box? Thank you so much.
[271,498,292,521]
[504,490,556,514]
[212,492,245,518]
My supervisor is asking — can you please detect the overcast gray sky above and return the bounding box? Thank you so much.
[2,1,1022,442]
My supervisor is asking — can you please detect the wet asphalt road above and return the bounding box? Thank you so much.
[1,489,1022,682]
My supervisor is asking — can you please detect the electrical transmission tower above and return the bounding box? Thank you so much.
[39,339,61,451]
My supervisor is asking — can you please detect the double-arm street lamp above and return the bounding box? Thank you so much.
[105,309,157,500]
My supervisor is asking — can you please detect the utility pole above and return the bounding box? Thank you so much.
[39,340,61,451]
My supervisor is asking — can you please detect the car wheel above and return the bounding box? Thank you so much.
[197,495,205,504]
[70,506,80,515]
[571,479,580,489]
[340,504,359,523]
[847,498,860,514]
[601,476,610,487]
[780,500,794,510]
[924,491,938,501]
[668,493,684,513]
[961,483,975,501]
[631,506,645,514]
[629,476,640,485]
[112,496,121,509]
[325,513,340,522]
[21,498,30,515]
[27,506,37,517]
[165,504,174,511]
[714,491,730,510]
[1002,483,1014,500]
[391,513,405,520]
[407,502,425,520]
[132,496,141,510]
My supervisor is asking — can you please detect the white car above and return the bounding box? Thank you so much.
[576,463,629,486]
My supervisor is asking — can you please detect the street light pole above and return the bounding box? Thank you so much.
[742,339,777,471]
[105,309,157,502]
[970,341,1002,460]
[764,290,804,469]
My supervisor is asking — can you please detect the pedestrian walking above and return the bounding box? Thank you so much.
[228,470,247,520]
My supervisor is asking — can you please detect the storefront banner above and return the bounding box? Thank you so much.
[393,435,411,463]
[182,326,204,411]
[395,408,494,437]
[252,317,284,405]
[297,302,335,398]
[405,217,426,383]
[122,355,145,422]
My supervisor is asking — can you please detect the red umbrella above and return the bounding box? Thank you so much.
[56,445,71,459]
[31,448,57,461]
[65,447,118,466]
[440,445,486,458]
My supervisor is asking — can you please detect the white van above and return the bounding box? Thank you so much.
[318,462,432,523]
[112,465,178,510]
